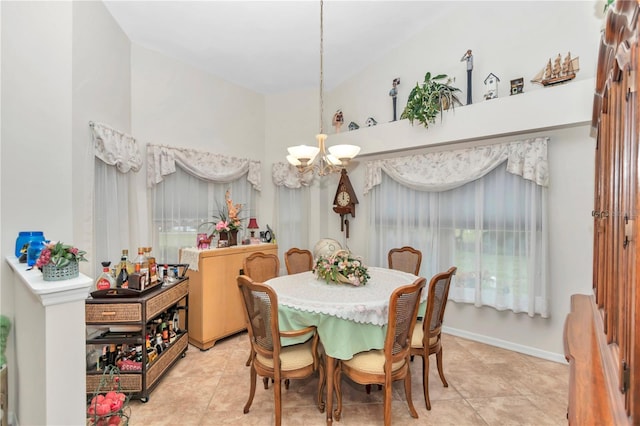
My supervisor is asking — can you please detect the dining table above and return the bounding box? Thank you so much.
[264,266,423,425]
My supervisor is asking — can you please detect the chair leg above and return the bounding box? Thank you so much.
[284,379,290,389]
[333,362,343,421]
[436,348,448,387]
[383,377,393,426]
[244,364,257,414]
[274,376,282,426]
[317,355,326,413]
[263,377,269,390]
[365,383,382,394]
[245,348,253,367]
[423,353,431,410]
[404,368,418,419]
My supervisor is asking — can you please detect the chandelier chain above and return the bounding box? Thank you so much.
[319,0,324,134]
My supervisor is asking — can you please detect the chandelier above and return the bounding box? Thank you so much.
[286,0,360,176]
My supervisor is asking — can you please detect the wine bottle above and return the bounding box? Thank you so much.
[116,254,129,288]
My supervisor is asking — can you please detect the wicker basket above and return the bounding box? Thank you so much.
[43,261,79,281]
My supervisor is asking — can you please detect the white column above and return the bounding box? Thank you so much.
[6,257,91,426]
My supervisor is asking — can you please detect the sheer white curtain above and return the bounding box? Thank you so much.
[151,166,256,263]
[147,144,261,264]
[366,138,549,317]
[91,122,143,278]
[272,162,313,263]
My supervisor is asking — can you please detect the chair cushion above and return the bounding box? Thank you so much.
[343,349,405,374]
[256,339,314,371]
[410,320,438,348]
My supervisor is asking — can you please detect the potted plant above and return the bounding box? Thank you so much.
[36,241,87,281]
[198,189,244,246]
[400,72,462,128]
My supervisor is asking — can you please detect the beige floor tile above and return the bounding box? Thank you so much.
[127,333,568,426]
[466,395,562,426]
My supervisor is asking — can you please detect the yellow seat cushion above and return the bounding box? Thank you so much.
[343,349,405,374]
[410,320,438,348]
[256,339,314,371]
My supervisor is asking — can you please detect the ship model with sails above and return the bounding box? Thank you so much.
[531,52,579,86]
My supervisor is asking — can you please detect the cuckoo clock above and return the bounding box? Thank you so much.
[332,169,359,238]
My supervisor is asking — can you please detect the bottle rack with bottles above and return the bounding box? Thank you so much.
[85,267,189,403]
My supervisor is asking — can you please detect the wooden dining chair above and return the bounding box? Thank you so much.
[243,252,281,368]
[243,252,280,282]
[284,248,314,275]
[334,276,426,426]
[388,246,422,275]
[237,275,324,426]
[410,266,457,410]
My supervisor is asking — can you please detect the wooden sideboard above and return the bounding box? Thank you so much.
[182,243,278,350]
[564,2,639,424]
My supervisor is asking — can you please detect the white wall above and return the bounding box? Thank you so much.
[130,44,267,241]
[1,1,131,421]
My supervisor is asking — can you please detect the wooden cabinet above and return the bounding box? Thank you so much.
[182,244,278,350]
[85,277,189,402]
[564,2,640,424]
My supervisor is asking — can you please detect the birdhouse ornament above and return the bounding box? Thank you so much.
[483,73,500,100]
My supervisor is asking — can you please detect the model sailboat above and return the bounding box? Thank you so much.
[531,52,579,86]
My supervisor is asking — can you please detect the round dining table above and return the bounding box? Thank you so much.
[265,266,422,425]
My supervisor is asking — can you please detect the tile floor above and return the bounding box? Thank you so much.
[128,332,569,425]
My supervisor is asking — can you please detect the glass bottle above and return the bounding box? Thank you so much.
[116,253,129,289]
[145,247,158,285]
[134,247,149,284]
[95,261,115,291]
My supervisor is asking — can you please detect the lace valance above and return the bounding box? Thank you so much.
[364,137,549,193]
[272,162,314,188]
[90,122,142,173]
[147,144,261,190]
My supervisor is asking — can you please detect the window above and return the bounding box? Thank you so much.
[369,161,548,316]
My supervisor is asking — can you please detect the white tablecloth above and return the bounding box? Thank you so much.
[265,267,422,326]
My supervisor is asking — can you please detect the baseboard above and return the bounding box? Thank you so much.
[442,326,567,364]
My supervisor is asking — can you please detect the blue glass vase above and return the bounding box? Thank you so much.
[15,231,45,258]
[27,240,46,267]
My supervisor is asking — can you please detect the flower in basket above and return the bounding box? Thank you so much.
[35,241,87,269]
[313,250,370,286]
[87,367,130,426]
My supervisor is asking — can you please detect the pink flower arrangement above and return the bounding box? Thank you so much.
[198,189,245,237]
[36,241,87,268]
[313,250,370,286]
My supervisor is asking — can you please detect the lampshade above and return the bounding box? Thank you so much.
[328,144,361,162]
[247,218,259,229]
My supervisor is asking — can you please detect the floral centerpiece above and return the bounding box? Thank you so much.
[36,241,87,281]
[198,189,245,246]
[313,250,370,286]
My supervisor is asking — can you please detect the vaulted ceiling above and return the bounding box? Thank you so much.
[103,1,451,94]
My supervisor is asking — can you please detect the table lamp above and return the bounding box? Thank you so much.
[247,218,259,238]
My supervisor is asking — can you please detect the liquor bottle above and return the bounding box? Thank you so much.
[95,261,115,291]
[133,247,149,286]
[161,320,169,344]
[145,247,158,285]
[116,249,135,276]
[116,253,129,288]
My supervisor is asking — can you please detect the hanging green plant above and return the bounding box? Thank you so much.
[400,72,462,128]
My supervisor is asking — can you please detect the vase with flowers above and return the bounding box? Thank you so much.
[198,189,244,247]
[313,249,370,286]
[36,241,87,281]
